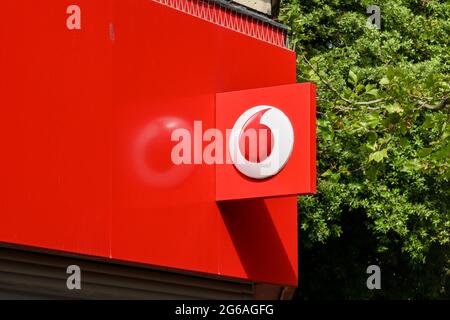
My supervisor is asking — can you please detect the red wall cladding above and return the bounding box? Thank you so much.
[0,0,299,286]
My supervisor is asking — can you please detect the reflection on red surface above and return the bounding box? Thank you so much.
[133,117,193,188]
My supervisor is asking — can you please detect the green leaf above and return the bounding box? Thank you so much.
[431,143,450,160]
[366,165,379,180]
[422,115,434,129]
[321,169,340,182]
[379,77,390,85]
[369,149,388,162]
[365,112,381,129]
[348,70,358,85]
[356,84,365,92]
[386,103,404,114]
[366,89,379,97]
[402,161,420,172]
[417,148,432,157]
[367,131,378,144]
[321,169,334,177]
[399,137,409,148]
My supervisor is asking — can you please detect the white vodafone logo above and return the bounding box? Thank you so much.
[229,106,294,179]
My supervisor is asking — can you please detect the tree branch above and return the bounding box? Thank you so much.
[408,94,450,111]
[421,96,450,111]
[301,55,385,108]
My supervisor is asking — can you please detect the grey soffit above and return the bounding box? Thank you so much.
[0,243,295,300]
[0,245,256,300]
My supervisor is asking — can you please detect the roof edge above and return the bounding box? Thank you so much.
[210,0,289,32]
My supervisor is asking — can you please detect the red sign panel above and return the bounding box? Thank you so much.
[216,83,316,201]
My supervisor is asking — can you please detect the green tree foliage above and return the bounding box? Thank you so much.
[279,0,450,298]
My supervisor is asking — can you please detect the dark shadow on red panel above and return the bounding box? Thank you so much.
[218,199,297,286]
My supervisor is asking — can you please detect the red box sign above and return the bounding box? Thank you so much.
[216,83,316,201]
[0,0,315,286]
